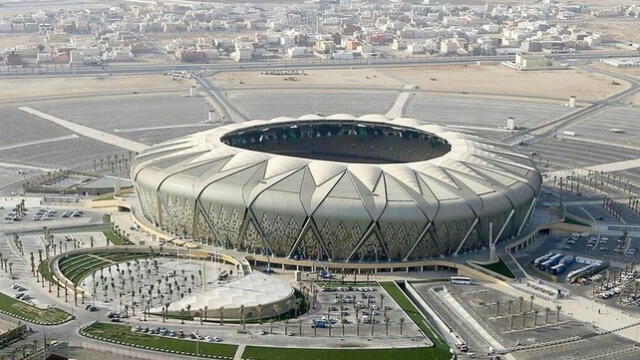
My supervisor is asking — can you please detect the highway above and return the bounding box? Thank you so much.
[503,64,640,145]
[1,51,639,78]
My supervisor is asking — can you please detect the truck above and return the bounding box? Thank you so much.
[540,254,563,271]
[550,263,566,275]
[533,252,554,266]
[559,255,575,267]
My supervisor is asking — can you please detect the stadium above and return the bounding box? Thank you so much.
[131,114,541,263]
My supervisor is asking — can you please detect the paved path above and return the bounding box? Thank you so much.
[18,106,149,153]
[555,133,640,152]
[197,76,247,123]
[0,161,55,172]
[0,134,80,151]
[385,84,414,118]
[113,123,213,133]
[546,158,640,178]
[487,281,640,343]
[233,344,245,360]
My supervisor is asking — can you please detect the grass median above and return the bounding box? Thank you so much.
[0,291,71,324]
[478,258,515,279]
[242,346,447,360]
[103,229,131,245]
[82,322,237,357]
[380,282,450,358]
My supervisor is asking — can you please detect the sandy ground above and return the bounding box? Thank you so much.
[0,33,41,48]
[574,17,640,43]
[0,318,18,332]
[0,74,191,101]
[590,62,640,105]
[213,67,405,88]
[379,64,628,101]
[215,64,627,102]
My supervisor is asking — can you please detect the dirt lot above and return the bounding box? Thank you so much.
[215,64,627,102]
[574,17,640,44]
[213,68,405,89]
[0,74,191,102]
[591,62,640,105]
[380,63,628,101]
[0,33,41,48]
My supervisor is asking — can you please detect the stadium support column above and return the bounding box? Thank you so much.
[488,222,497,262]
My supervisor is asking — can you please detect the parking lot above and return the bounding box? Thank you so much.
[3,206,87,224]
[299,284,423,339]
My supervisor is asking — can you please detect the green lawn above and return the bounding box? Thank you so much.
[103,229,131,245]
[242,346,446,360]
[479,258,516,279]
[82,322,237,357]
[0,291,71,324]
[380,282,450,358]
[58,252,150,284]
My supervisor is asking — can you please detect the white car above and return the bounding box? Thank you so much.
[212,336,222,342]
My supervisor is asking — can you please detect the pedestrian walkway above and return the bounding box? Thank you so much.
[385,84,414,118]
[18,106,149,153]
[233,344,245,360]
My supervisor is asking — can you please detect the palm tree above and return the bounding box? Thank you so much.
[370,317,375,336]
[294,297,302,318]
[298,319,302,336]
[556,305,562,322]
[273,303,281,320]
[284,319,288,335]
[518,296,524,313]
[204,306,208,322]
[257,304,263,325]
[399,318,405,336]
[356,318,361,336]
[380,293,385,309]
[219,306,224,325]
[384,316,390,336]
[186,304,191,318]
[312,320,317,336]
[270,319,274,334]
[544,307,550,324]
[239,305,245,332]
[529,295,534,311]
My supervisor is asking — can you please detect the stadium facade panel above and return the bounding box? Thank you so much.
[131,114,541,262]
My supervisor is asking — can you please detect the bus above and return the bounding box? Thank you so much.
[450,276,472,285]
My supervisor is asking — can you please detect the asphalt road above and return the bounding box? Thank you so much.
[1,51,639,79]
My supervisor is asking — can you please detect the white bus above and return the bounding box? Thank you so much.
[450,276,472,285]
